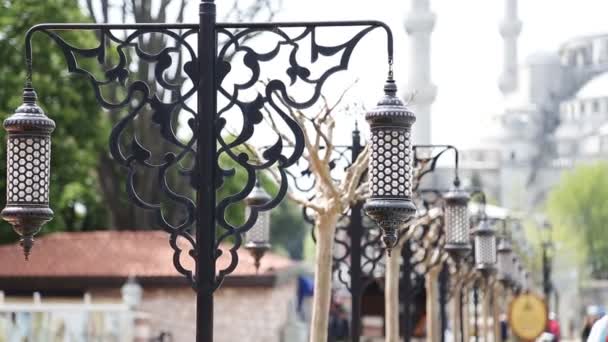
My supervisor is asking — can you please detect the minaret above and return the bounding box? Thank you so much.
[498,0,522,95]
[404,0,437,145]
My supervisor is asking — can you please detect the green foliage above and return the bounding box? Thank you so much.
[270,200,307,260]
[0,0,110,242]
[545,162,608,278]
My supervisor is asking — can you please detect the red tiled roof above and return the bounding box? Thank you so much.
[0,231,293,279]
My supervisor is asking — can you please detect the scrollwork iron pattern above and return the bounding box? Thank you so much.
[215,23,388,289]
[31,26,200,286]
[29,22,389,290]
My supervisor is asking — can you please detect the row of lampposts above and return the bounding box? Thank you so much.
[244,129,534,341]
[0,2,552,342]
[0,2,408,340]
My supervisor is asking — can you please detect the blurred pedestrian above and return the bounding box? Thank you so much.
[587,312,608,341]
[583,306,601,341]
[547,312,560,342]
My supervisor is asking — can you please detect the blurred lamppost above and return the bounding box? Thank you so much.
[364,79,417,255]
[470,192,496,278]
[473,218,496,278]
[443,185,471,264]
[1,2,405,341]
[541,220,554,312]
[244,180,272,272]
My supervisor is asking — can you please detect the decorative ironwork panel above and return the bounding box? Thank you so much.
[25,20,393,290]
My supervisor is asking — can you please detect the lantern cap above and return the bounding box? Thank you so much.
[472,219,494,236]
[4,88,55,133]
[443,185,470,205]
[365,79,415,127]
[245,181,271,206]
[497,237,513,253]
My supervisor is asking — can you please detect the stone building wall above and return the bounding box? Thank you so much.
[92,279,298,342]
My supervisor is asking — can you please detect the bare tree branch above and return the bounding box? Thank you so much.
[85,0,98,23]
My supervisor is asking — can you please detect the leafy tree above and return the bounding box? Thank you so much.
[0,0,109,242]
[545,162,608,278]
[270,200,307,260]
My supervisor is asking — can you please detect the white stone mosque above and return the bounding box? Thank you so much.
[406,0,608,210]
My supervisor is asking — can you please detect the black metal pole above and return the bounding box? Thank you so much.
[401,242,413,342]
[350,126,363,342]
[542,244,552,331]
[197,1,217,341]
[473,284,479,342]
[459,290,465,342]
[439,264,449,342]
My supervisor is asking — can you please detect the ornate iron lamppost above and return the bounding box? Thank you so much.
[1,2,406,341]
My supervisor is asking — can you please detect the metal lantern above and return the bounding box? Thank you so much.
[511,256,521,290]
[522,271,530,292]
[473,219,496,276]
[244,181,272,272]
[443,186,471,262]
[364,79,416,255]
[496,237,513,286]
[1,88,55,259]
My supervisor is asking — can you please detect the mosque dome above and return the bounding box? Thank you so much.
[575,72,608,99]
[524,52,561,66]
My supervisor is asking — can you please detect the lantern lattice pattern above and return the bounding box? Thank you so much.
[475,234,497,265]
[443,186,471,262]
[445,204,469,245]
[6,136,50,204]
[473,220,497,275]
[370,129,412,198]
[244,208,270,246]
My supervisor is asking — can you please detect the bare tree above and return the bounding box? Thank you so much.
[247,85,369,342]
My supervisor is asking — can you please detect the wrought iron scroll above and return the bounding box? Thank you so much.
[24,20,394,290]
[213,22,392,288]
[25,24,201,286]
[412,145,460,191]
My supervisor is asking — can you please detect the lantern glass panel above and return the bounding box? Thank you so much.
[445,203,469,244]
[245,208,270,245]
[6,135,51,205]
[369,129,412,198]
[475,234,496,265]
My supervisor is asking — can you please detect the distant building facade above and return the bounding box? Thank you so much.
[448,0,608,210]
[0,231,302,341]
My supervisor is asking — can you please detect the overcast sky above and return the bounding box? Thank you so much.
[175,0,608,147]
